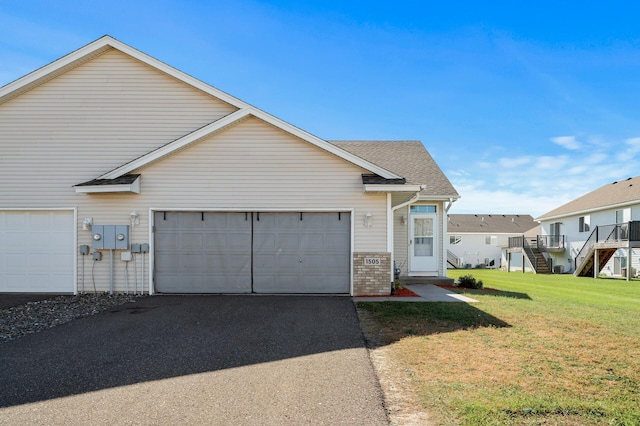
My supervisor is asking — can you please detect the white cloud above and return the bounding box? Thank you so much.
[449,135,640,217]
[498,156,530,168]
[551,135,581,150]
[616,137,640,161]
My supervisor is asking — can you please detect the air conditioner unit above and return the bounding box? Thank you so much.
[553,265,564,274]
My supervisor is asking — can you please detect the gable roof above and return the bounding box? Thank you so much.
[537,175,640,221]
[447,214,537,234]
[1,35,403,183]
[329,141,459,198]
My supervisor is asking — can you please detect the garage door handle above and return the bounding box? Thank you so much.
[299,257,302,263]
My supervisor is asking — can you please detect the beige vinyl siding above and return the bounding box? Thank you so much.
[137,117,388,246]
[1,116,386,292]
[0,48,237,188]
[0,48,389,292]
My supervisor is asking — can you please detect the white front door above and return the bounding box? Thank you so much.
[409,205,438,273]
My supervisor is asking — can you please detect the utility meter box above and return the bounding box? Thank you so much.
[92,225,129,250]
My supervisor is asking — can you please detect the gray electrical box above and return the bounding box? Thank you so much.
[141,243,149,253]
[92,225,130,250]
[131,243,141,253]
[79,245,90,255]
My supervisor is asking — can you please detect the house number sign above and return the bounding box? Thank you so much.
[364,257,381,265]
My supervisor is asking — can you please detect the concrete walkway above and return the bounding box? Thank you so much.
[353,284,478,303]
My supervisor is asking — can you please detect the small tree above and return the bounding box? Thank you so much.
[457,274,483,289]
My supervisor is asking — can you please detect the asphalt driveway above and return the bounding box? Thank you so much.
[0,296,388,425]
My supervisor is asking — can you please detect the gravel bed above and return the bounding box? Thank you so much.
[0,294,143,343]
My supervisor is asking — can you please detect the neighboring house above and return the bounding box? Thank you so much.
[0,36,459,295]
[446,214,537,269]
[514,176,640,278]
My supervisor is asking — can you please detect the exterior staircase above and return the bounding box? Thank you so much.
[574,246,617,277]
[573,221,640,278]
[447,250,461,268]
[523,239,552,274]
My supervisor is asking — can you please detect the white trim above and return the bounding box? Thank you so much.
[148,209,154,295]
[386,193,394,282]
[417,194,460,201]
[73,207,78,295]
[364,184,424,193]
[350,210,355,297]
[0,207,78,211]
[536,200,640,222]
[99,109,251,179]
[101,107,401,180]
[0,35,401,181]
[149,207,356,296]
[0,36,250,109]
[74,178,140,194]
[149,207,356,212]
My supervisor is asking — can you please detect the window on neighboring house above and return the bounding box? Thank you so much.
[450,235,462,245]
[485,235,497,245]
[579,216,590,232]
[616,208,630,224]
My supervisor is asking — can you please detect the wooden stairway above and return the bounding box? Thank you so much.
[574,246,617,277]
[524,246,552,274]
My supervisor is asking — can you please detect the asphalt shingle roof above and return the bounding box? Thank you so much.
[447,214,538,234]
[537,175,640,220]
[74,174,141,187]
[329,140,459,198]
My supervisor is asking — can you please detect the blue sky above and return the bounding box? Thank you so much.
[2,1,640,217]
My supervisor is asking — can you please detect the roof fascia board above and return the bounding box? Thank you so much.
[102,106,404,180]
[74,183,139,194]
[246,107,401,179]
[363,184,423,192]
[103,37,251,110]
[0,35,251,110]
[417,194,461,201]
[99,109,251,179]
[10,35,405,180]
[535,200,640,222]
[0,38,112,103]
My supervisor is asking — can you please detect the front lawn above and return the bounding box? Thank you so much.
[357,270,640,425]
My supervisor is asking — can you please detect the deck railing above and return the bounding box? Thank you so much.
[574,221,640,271]
[508,235,565,250]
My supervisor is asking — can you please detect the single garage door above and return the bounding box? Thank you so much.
[0,210,75,293]
[154,211,350,294]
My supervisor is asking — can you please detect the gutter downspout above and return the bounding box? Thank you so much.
[445,197,455,213]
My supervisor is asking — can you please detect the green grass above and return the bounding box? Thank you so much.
[358,270,640,425]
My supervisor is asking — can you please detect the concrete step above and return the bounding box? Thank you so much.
[398,276,455,286]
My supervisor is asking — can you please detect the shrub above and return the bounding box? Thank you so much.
[457,274,484,289]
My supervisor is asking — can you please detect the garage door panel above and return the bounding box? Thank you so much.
[179,253,204,270]
[253,212,350,294]
[204,253,250,271]
[0,211,74,293]
[4,232,27,249]
[179,233,204,251]
[154,212,252,293]
[155,211,350,295]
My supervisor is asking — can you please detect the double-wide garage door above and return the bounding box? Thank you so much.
[0,210,75,293]
[154,211,350,294]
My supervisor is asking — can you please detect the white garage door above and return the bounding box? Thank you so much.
[154,211,350,294]
[0,211,75,293]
